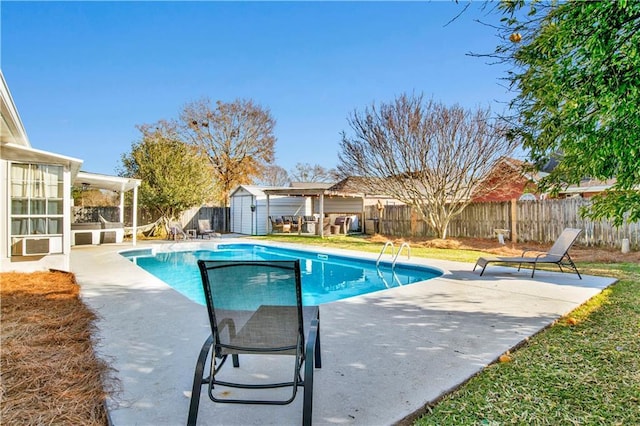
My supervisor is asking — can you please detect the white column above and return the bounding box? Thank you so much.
[119,191,125,223]
[63,167,72,263]
[319,193,324,238]
[361,195,366,234]
[266,194,270,234]
[132,186,138,246]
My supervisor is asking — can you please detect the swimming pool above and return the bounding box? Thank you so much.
[121,243,442,305]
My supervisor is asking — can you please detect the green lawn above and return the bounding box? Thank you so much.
[252,234,487,263]
[254,235,640,425]
[413,261,640,425]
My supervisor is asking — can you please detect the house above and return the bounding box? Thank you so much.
[1,71,140,272]
[472,157,626,202]
[327,176,403,207]
[538,156,620,199]
[555,178,617,199]
[472,158,544,202]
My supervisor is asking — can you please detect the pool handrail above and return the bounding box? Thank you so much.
[392,243,411,269]
[376,241,395,267]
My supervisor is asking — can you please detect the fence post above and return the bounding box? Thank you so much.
[510,199,518,243]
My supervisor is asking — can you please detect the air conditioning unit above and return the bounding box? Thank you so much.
[17,238,51,256]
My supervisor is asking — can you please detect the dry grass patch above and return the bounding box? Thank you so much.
[374,235,640,263]
[1,271,114,425]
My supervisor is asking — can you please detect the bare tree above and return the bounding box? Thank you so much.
[289,163,338,183]
[179,98,276,206]
[254,164,289,186]
[338,93,517,239]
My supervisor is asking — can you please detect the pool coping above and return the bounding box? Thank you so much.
[71,237,616,425]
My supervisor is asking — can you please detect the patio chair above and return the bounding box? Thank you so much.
[473,228,583,279]
[197,219,217,239]
[269,216,291,233]
[168,222,189,241]
[282,215,301,233]
[188,260,321,426]
[333,216,352,235]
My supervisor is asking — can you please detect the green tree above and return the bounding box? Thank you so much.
[119,120,216,232]
[179,98,276,206]
[499,0,640,225]
[71,187,118,207]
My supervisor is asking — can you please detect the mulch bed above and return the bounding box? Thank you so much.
[0,270,114,425]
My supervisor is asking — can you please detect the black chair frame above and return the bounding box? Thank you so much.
[187,260,321,426]
[473,228,583,279]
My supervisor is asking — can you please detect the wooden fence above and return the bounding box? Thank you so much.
[178,206,229,233]
[74,206,230,233]
[77,198,638,249]
[366,198,639,249]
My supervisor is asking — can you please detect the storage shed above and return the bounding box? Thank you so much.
[229,185,311,235]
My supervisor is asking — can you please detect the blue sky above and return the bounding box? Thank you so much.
[1,1,512,176]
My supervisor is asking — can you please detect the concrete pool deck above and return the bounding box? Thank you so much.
[71,238,616,426]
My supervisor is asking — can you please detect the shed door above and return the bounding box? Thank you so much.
[232,195,255,235]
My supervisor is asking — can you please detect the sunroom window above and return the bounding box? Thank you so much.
[10,163,64,238]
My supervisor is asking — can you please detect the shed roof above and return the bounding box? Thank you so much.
[230,184,290,198]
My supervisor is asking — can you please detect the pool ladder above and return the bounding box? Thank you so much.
[376,241,394,267]
[376,241,411,270]
[393,243,411,268]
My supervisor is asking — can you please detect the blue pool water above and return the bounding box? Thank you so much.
[121,244,442,305]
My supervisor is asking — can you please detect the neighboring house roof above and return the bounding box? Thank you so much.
[559,178,617,195]
[328,177,395,198]
[541,156,560,173]
[496,157,547,182]
[471,157,543,202]
[538,155,621,195]
[328,177,369,193]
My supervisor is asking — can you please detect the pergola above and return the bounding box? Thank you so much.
[262,187,365,237]
[73,171,141,245]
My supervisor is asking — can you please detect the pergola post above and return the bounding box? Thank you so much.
[119,191,125,223]
[266,194,270,234]
[132,185,138,246]
[361,195,366,235]
[319,193,325,238]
